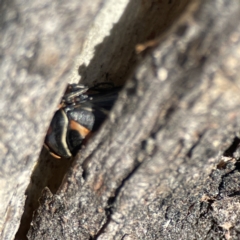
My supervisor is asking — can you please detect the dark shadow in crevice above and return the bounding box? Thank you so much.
[15,147,74,240]
[234,161,240,171]
[223,136,240,157]
[79,0,192,87]
[216,140,240,197]
[228,191,240,197]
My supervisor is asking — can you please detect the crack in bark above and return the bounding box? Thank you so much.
[93,153,144,239]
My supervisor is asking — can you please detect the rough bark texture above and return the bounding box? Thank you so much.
[1,0,240,239]
[0,0,103,239]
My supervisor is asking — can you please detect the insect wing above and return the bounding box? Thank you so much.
[83,87,121,110]
[45,110,72,158]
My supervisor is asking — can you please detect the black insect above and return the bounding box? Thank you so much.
[44,83,121,158]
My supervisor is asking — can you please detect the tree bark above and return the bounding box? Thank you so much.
[1,0,240,239]
[0,0,103,239]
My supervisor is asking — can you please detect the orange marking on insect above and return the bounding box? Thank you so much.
[58,103,64,109]
[69,120,90,138]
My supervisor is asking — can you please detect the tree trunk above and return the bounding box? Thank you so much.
[1,0,240,239]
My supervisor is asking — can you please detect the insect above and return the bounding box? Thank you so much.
[44,83,121,158]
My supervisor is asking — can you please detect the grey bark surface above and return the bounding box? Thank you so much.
[0,0,103,239]
[1,0,240,239]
